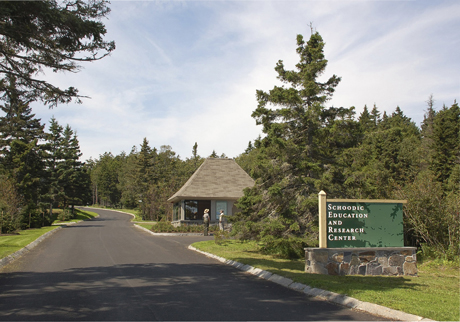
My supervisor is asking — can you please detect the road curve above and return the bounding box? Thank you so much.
[0,208,385,321]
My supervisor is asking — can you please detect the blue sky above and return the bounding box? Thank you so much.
[32,0,459,161]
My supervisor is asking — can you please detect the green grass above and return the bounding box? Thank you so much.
[0,226,59,259]
[136,223,154,230]
[192,239,460,321]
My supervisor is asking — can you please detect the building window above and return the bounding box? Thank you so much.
[184,200,198,220]
[184,200,211,220]
[173,202,181,221]
[216,201,228,220]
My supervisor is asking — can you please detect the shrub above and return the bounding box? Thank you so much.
[57,209,73,221]
[0,175,22,233]
[214,230,231,245]
[151,221,175,232]
[151,221,218,233]
[260,235,307,259]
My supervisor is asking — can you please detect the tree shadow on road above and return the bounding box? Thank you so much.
[0,262,383,321]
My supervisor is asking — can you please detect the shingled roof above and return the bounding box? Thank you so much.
[168,158,255,203]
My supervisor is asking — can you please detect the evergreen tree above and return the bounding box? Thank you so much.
[136,138,155,219]
[192,142,199,166]
[0,81,46,227]
[43,117,63,221]
[420,95,436,171]
[342,107,420,198]
[118,149,138,208]
[430,102,460,186]
[233,30,353,258]
[370,104,381,126]
[358,105,375,133]
[0,0,115,106]
[94,152,121,207]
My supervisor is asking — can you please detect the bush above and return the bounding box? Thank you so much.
[395,171,459,260]
[214,230,231,245]
[57,209,73,221]
[0,175,22,233]
[260,235,307,259]
[418,243,460,264]
[151,221,219,233]
[151,221,175,233]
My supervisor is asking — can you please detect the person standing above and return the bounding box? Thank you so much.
[219,210,225,231]
[203,209,210,236]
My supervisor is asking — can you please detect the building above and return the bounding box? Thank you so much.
[168,158,255,226]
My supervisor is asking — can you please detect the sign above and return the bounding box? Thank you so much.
[318,191,406,248]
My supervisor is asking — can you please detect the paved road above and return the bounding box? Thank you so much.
[0,208,384,321]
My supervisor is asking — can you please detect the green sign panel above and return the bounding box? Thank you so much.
[326,201,404,248]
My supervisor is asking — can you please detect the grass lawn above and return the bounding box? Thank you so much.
[136,223,154,230]
[192,239,460,321]
[0,226,59,259]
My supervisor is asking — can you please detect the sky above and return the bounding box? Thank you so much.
[31,0,459,161]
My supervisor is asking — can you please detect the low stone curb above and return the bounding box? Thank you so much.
[0,226,63,269]
[187,245,434,321]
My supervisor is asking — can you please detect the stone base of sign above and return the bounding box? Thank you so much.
[304,247,417,276]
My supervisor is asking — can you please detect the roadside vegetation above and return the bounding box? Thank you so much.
[151,221,217,233]
[192,239,459,322]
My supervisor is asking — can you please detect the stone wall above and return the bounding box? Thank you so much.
[305,247,417,276]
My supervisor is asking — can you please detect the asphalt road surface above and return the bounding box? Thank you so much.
[0,208,385,321]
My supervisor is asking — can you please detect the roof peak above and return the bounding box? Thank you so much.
[168,158,254,202]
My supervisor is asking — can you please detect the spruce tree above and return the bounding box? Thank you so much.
[233,30,356,258]
[0,0,115,106]
[43,117,63,221]
[118,149,139,209]
[135,138,155,219]
[358,105,378,134]
[430,102,460,186]
[0,80,46,227]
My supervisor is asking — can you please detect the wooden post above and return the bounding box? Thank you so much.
[318,190,327,248]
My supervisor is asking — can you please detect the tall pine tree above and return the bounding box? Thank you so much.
[0,79,46,227]
[233,30,356,258]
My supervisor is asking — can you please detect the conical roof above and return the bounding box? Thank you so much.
[168,158,254,203]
